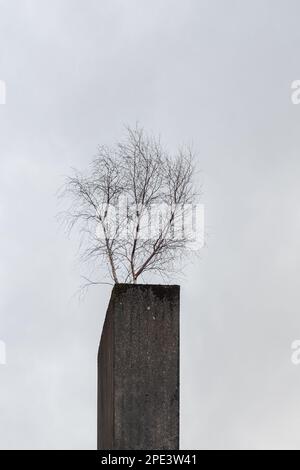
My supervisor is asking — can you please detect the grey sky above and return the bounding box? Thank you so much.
[1,0,300,449]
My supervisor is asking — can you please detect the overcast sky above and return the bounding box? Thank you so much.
[1,0,300,450]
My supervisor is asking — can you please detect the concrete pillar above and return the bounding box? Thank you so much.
[98,284,180,450]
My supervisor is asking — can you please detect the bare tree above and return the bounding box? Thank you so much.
[59,125,200,286]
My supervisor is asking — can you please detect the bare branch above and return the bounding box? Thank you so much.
[59,125,200,286]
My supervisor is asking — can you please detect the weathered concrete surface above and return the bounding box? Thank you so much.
[98,284,180,450]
